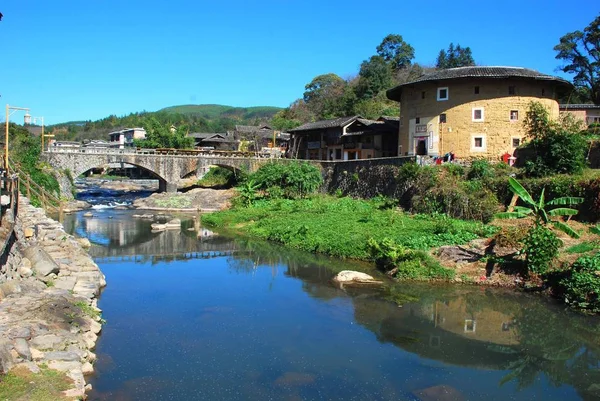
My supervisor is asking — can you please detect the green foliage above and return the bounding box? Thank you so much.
[376,34,415,71]
[73,300,104,322]
[554,14,600,104]
[0,365,74,401]
[522,225,562,275]
[251,161,323,199]
[197,166,236,188]
[566,241,599,254]
[235,179,261,207]
[467,159,494,180]
[495,177,583,238]
[367,238,455,280]
[356,56,393,99]
[442,163,465,178]
[436,43,475,69]
[133,117,194,149]
[557,254,600,312]
[202,196,495,261]
[522,102,589,177]
[7,123,61,201]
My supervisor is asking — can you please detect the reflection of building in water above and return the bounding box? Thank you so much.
[198,228,214,239]
[422,299,518,346]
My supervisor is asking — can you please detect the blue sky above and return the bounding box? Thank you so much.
[1,0,598,124]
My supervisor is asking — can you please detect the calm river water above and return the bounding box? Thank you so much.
[62,208,600,401]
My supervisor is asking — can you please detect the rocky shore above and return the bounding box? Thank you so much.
[0,197,106,399]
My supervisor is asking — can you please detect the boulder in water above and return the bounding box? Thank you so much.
[332,270,383,286]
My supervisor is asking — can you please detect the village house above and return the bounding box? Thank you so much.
[386,66,572,160]
[188,132,237,151]
[288,116,399,160]
[559,104,600,126]
[108,127,146,149]
[231,124,290,151]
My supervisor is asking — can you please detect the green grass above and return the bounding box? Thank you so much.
[203,196,497,261]
[73,300,103,322]
[566,241,600,254]
[0,366,73,401]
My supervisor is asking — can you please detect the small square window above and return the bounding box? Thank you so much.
[464,319,476,332]
[415,117,420,124]
[472,135,486,152]
[421,91,425,99]
[439,113,447,123]
[474,138,483,147]
[510,110,519,121]
[474,86,480,94]
[512,138,521,147]
[472,108,484,122]
[437,87,449,101]
[508,86,516,95]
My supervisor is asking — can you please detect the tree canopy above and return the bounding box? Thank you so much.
[436,43,475,69]
[376,34,415,71]
[133,118,194,149]
[554,14,600,104]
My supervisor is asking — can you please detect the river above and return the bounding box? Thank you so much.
[61,197,600,401]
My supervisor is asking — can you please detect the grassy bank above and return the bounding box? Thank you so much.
[0,366,73,401]
[202,195,497,279]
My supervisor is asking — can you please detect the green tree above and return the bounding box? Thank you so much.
[554,14,600,104]
[356,55,394,99]
[521,101,588,176]
[376,34,415,71]
[134,118,194,149]
[496,177,583,274]
[270,109,302,131]
[436,43,475,69]
[302,73,350,119]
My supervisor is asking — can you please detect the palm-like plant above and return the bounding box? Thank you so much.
[496,177,583,238]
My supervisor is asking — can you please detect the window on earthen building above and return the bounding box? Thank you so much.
[415,117,420,124]
[512,138,521,147]
[472,107,484,122]
[472,135,486,152]
[508,86,516,95]
[437,87,448,101]
[510,110,519,121]
[464,319,476,332]
[474,86,480,94]
[439,113,447,123]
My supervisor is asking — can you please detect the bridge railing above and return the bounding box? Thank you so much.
[44,147,281,159]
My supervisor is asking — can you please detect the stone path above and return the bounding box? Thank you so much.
[0,197,106,399]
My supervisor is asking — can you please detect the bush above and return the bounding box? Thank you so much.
[467,159,494,180]
[251,161,322,199]
[557,254,600,312]
[197,166,236,188]
[522,225,562,275]
[443,163,465,178]
[367,237,455,280]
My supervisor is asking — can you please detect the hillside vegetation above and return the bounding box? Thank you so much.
[49,104,282,142]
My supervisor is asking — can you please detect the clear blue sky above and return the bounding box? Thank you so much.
[1,0,598,124]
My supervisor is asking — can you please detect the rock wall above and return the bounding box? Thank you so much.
[0,197,106,399]
[321,157,414,198]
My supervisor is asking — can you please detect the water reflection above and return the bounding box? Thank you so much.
[63,210,600,400]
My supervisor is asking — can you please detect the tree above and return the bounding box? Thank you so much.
[355,55,394,99]
[554,14,600,104]
[436,43,475,69]
[134,118,194,149]
[376,34,415,71]
[302,74,352,119]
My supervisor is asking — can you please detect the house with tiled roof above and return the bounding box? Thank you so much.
[559,104,600,126]
[386,66,572,159]
[188,132,237,150]
[288,116,399,160]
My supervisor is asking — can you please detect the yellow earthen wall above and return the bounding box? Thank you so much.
[398,79,560,159]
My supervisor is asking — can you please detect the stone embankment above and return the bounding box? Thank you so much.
[0,197,106,399]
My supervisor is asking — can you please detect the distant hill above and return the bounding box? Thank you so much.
[50,104,283,142]
[158,104,282,121]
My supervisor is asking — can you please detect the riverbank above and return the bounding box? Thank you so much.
[0,197,106,400]
[201,195,600,289]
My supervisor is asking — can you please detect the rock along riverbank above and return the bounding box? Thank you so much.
[0,197,106,399]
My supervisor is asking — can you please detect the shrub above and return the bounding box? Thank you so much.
[197,166,236,188]
[252,161,322,199]
[522,225,562,275]
[467,159,494,180]
[443,163,465,178]
[557,254,600,312]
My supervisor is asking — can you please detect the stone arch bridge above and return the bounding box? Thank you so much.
[43,148,279,192]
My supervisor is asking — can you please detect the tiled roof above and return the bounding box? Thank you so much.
[189,133,226,139]
[387,66,572,100]
[288,116,360,132]
[235,125,272,133]
[560,104,600,110]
